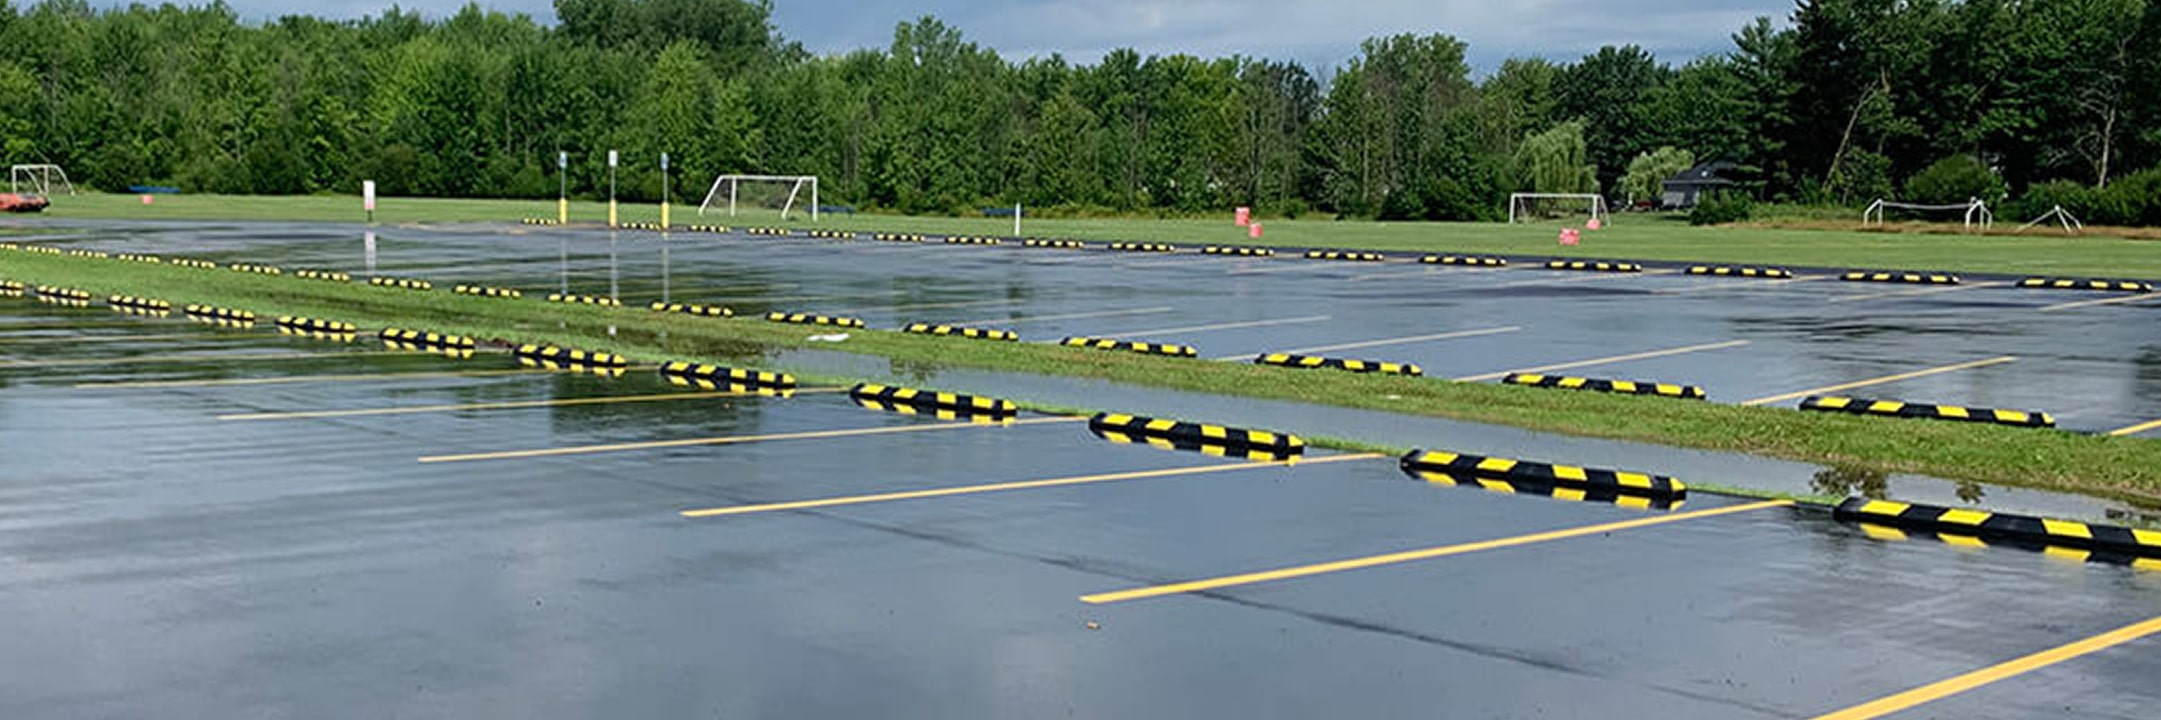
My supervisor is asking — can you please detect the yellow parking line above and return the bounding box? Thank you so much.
[1808,613,2161,720]
[2107,418,2161,437]
[1655,275,1830,295]
[419,415,1087,464]
[1739,356,2017,407]
[75,368,555,389]
[1117,256,1241,270]
[217,387,849,422]
[1830,280,2009,304]
[1347,266,1513,282]
[955,307,1174,326]
[1452,340,1751,383]
[1107,315,1330,338]
[1080,499,1793,604]
[1229,262,1364,276]
[833,298,1018,315]
[2040,293,2161,312]
[1486,268,1680,290]
[1,350,436,369]
[682,453,1383,519]
[712,290,901,304]
[1215,326,1521,360]
[0,332,256,345]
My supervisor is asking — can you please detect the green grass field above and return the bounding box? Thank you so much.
[29,192,2161,279]
[6,248,2161,506]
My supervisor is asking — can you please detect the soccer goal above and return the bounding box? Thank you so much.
[9,164,74,196]
[1508,193,1609,224]
[699,174,818,222]
[1862,199,1992,232]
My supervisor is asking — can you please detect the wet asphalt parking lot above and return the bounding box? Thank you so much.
[2,220,2159,718]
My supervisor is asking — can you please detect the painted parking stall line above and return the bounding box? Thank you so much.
[1213,326,1522,360]
[1807,613,2161,720]
[1740,356,2018,407]
[2108,418,2161,437]
[2038,293,2161,312]
[1,350,438,369]
[954,307,1174,326]
[217,388,849,422]
[1079,499,1793,604]
[417,415,1088,464]
[73,368,557,390]
[681,453,1384,519]
[1484,267,1680,290]
[1451,340,1752,383]
[1829,280,2011,304]
[1105,315,1331,338]
[1655,274,1831,295]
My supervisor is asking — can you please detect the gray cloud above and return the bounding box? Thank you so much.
[90,0,1795,71]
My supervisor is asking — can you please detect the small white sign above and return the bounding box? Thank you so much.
[362,180,376,211]
[607,150,619,168]
[558,151,568,169]
[660,152,669,171]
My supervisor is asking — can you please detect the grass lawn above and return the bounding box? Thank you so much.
[6,247,2161,506]
[25,192,2161,279]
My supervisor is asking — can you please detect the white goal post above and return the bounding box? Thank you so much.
[1863,198,1993,232]
[1508,193,1609,224]
[699,174,818,221]
[9,164,74,196]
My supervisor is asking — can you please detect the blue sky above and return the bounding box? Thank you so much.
[98,0,1799,71]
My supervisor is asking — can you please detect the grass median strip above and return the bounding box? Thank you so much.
[7,250,2161,503]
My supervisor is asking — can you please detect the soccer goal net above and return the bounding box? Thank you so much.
[1863,199,1993,232]
[699,175,819,222]
[1508,193,1609,224]
[9,164,74,196]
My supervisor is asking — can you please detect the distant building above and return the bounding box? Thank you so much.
[1661,160,1740,209]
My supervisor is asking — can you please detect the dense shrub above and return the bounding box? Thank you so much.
[1904,155,2004,205]
[2003,168,2161,227]
[1689,190,1754,225]
[2101,169,2161,227]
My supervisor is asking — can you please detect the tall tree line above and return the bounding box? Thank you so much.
[3,0,2160,222]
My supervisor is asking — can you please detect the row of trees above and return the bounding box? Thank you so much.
[3,0,2160,222]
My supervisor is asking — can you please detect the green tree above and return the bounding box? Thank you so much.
[1620,146,1694,205]
[1516,121,1597,194]
[1557,45,1670,192]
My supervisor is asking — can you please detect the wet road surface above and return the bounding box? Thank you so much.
[17,220,2161,435]
[2,287,2159,718]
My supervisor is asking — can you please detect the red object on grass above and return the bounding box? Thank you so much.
[0,193,49,213]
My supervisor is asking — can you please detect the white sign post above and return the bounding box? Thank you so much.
[556,151,568,224]
[660,152,671,230]
[606,150,619,228]
[362,180,376,224]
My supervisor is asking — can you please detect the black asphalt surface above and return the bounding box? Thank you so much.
[22,219,2161,433]
[2,221,2160,718]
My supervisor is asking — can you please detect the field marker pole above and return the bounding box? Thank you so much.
[1014,203,1022,236]
[660,152,671,229]
[557,151,568,224]
[606,149,619,228]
